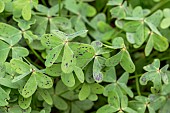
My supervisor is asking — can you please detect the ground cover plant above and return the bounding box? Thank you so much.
[0,0,170,113]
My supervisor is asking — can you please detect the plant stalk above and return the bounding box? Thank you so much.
[25,40,45,64]
[150,0,170,14]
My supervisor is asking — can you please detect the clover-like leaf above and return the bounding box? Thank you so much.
[0,0,5,13]
[22,4,31,21]
[0,78,19,89]
[161,8,170,29]
[107,0,123,6]
[79,83,91,101]
[0,22,22,46]
[53,95,68,110]
[12,47,29,59]
[46,64,62,77]
[35,72,53,89]
[61,72,75,87]
[38,89,53,105]
[140,59,169,93]
[105,50,122,67]
[69,42,95,68]
[90,83,104,94]
[74,66,84,83]
[22,74,37,98]
[67,30,88,41]
[13,0,38,20]
[110,5,126,19]
[145,10,163,27]
[93,57,103,82]
[45,44,63,67]
[50,17,71,31]
[108,91,120,109]
[0,87,9,106]
[152,33,169,52]
[41,34,63,49]
[18,95,32,109]
[106,49,135,73]
[0,40,10,62]
[10,59,32,74]
[112,37,124,49]
[120,50,135,73]
[61,43,76,73]
[97,104,117,113]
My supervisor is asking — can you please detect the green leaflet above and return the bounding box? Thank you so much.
[120,50,135,73]
[0,22,22,46]
[22,4,31,21]
[0,40,10,62]
[10,59,32,74]
[110,5,126,19]
[106,50,135,73]
[112,37,125,49]
[12,47,29,58]
[50,17,71,31]
[90,83,104,94]
[105,50,122,67]
[18,95,32,109]
[69,42,95,68]
[0,0,5,13]
[61,43,76,73]
[74,66,84,83]
[107,0,123,6]
[145,10,163,27]
[41,34,63,49]
[93,57,103,82]
[79,83,91,101]
[145,35,154,56]
[46,64,62,77]
[12,71,31,83]
[0,87,9,106]
[0,78,19,89]
[53,95,68,110]
[152,33,169,52]
[22,74,37,98]
[45,44,63,67]
[38,89,53,105]
[61,72,75,87]
[97,104,117,113]
[108,91,120,109]
[35,72,53,89]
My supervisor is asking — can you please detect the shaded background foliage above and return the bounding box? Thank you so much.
[0,0,170,113]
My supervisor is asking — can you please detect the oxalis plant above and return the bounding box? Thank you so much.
[1,0,170,113]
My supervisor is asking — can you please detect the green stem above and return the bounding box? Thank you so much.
[25,57,44,69]
[25,40,45,64]
[135,75,141,96]
[150,0,170,14]
[129,74,142,80]
[103,5,108,13]
[59,0,61,16]
[160,56,170,61]
[41,0,47,6]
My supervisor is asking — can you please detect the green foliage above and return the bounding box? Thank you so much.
[0,0,170,112]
